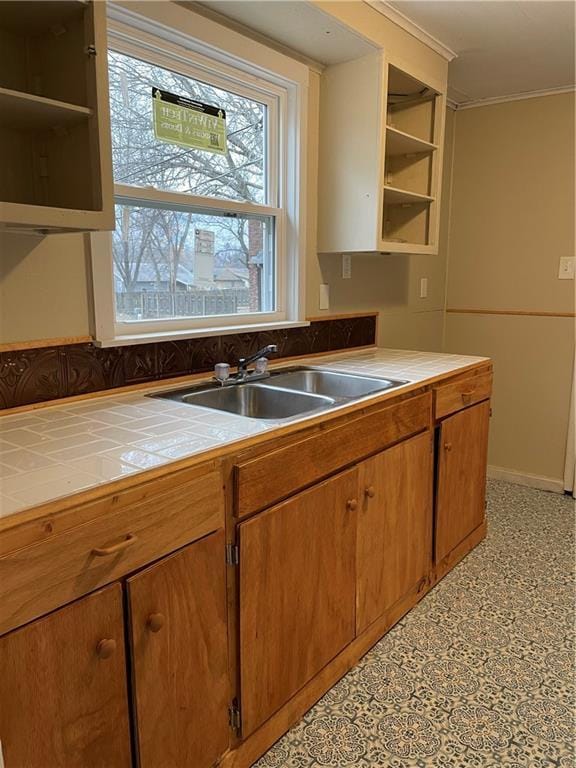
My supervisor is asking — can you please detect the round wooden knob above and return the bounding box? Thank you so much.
[146,613,165,633]
[346,499,358,512]
[444,442,453,452]
[365,486,376,499]
[96,638,116,659]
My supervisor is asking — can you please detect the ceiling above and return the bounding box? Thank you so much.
[195,1,575,105]
[389,1,576,104]
[194,2,376,65]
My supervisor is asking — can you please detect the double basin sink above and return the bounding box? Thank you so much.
[151,367,408,421]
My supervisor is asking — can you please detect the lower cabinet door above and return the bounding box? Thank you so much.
[238,468,358,737]
[356,432,433,634]
[127,530,229,768]
[0,584,131,768]
[435,400,490,563]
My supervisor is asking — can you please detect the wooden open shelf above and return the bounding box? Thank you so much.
[0,87,92,130]
[383,185,434,205]
[0,1,86,33]
[385,126,436,157]
[0,0,113,232]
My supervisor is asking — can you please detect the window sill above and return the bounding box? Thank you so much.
[94,320,311,348]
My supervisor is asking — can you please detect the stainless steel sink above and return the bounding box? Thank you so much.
[265,368,408,399]
[159,383,335,420]
[150,367,408,420]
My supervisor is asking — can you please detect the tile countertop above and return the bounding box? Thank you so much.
[0,348,488,519]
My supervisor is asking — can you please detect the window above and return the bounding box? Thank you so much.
[91,4,308,345]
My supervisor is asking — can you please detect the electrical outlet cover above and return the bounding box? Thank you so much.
[558,257,575,280]
[342,254,352,279]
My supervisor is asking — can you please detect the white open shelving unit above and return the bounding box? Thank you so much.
[318,52,446,255]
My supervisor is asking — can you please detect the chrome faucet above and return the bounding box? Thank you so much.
[214,344,278,386]
[237,344,278,378]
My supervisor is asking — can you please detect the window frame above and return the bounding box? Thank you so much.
[91,2,309,347]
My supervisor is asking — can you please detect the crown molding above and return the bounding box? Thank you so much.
[455,85,576,110]
[365,0,457,62]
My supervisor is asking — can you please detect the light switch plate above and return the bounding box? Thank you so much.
[319,283,330,310]
[558,257,575,280]
[419,277,428,298]
[342,254,352,279]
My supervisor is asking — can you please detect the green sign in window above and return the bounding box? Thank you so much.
[152,88,227,154]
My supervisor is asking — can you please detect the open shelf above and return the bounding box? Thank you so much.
[0,87,92,129]
[0,1,86,33]
[0,0,113,232]
[383,185,434,205]
[385,126,436,157]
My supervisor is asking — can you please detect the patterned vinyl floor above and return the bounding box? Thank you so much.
[256,480,575,767]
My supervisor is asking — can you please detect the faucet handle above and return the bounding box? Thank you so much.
[255,358,269,374]
[214,363,231,383]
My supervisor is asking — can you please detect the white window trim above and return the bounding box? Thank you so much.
[90,1,309,347]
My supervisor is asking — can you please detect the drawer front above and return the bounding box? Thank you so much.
[235,392,431,517]
[434,371,492,420]
[0,466,223,635]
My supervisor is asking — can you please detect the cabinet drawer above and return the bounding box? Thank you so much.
[434,371,492,420]
[0,465,224,635]
[235,392,431,517]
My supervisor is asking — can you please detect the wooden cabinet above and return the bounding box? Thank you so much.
[238,468,358,736]
[0,462,224,637]
[356,432,432,634]
[127,531,229,768]
[435,401,491,563]
[0,584,131,768]
[0,1,113,232]
[234,392,431,517]
[318,52,446,255]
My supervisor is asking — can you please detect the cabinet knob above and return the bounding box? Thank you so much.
[146,612,165,633]
[96,638,116,659]
[346,499,358,512]
[444,442,453,452]
[461,391,473,404]
[365,486,376,499]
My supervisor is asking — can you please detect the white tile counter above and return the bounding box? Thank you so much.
[0,348,487,518]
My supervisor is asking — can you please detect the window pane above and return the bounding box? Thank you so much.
[113,203,275,323]
[108,50,267,204]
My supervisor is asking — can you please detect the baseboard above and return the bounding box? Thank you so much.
[487,465,565,494]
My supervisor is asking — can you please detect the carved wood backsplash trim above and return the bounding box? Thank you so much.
[0,316,377,410]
